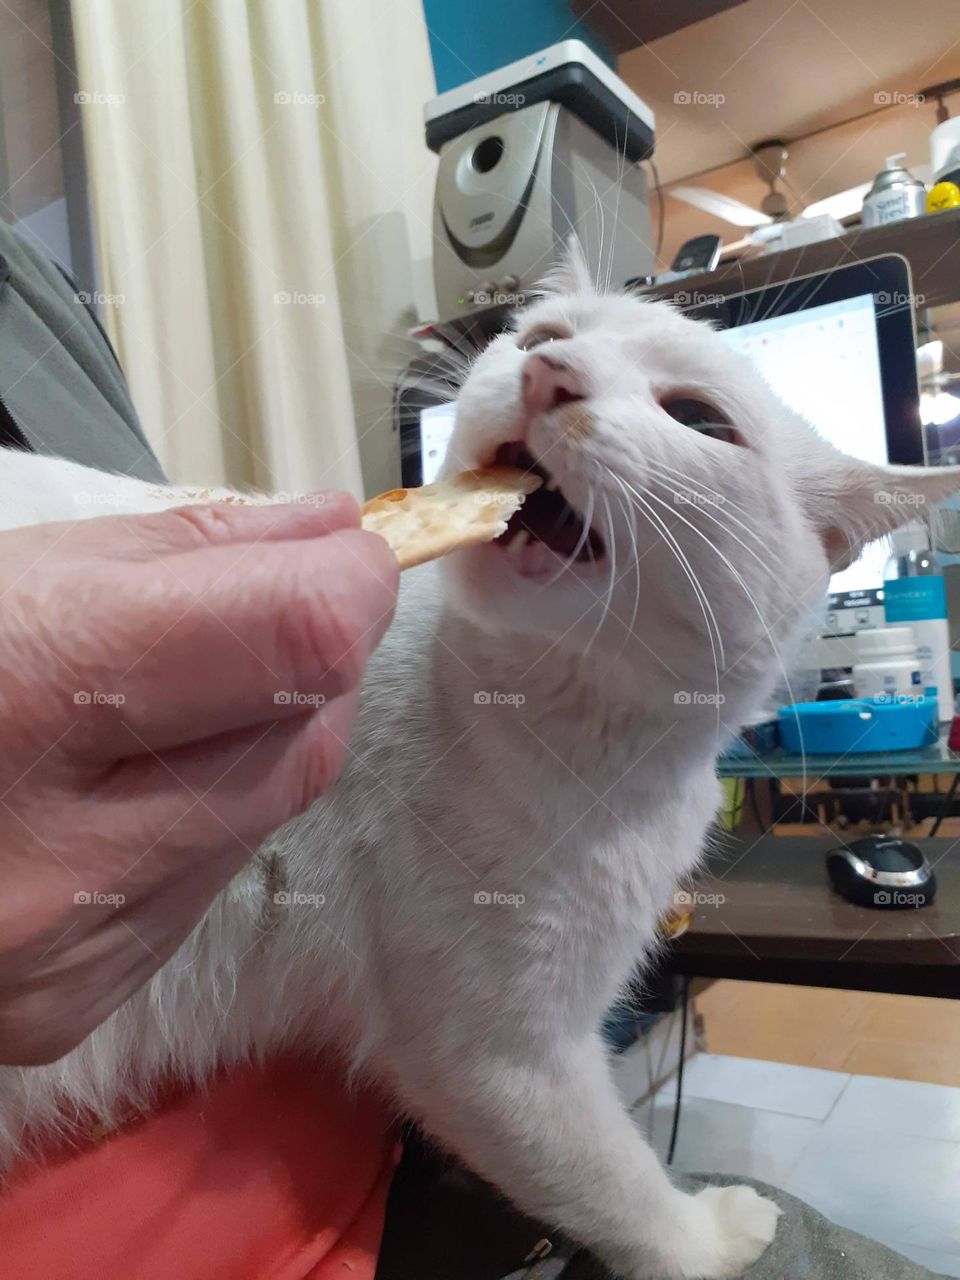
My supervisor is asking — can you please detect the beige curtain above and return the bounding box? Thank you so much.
[70,0,437,497]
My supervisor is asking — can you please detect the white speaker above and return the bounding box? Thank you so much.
[426,42,656,325]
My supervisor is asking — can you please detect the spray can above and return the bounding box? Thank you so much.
[862,154,926,227]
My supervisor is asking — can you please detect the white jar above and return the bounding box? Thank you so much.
[852,626,921,701]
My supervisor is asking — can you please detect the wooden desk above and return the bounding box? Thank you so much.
[672,836,960,998]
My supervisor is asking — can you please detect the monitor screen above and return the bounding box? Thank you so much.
[419,401,458,485]
[715,292,888,593]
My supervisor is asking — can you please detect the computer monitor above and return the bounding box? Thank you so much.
[698,256,923,595]
[418,401,458,486]
[714,294,887,592]
[411,256,922,594]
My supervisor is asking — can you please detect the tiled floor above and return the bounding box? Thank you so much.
[693,981,960,1086]
[615,1051,960,1277]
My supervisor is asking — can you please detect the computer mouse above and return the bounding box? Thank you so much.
[826,835,937,909]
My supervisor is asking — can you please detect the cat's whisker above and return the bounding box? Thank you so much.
[612,479,642,659]
[614,471,726,661]
[757,251,831,326]
[604,132,628,296]
[582,492,618,658]
[588,175,605,295]
[638,480,803,755]
[641,473,778,580]
[611,469,725,716]
[629,473,808,779]
[642,459,768,546]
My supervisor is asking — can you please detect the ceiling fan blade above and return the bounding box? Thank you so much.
[800,182,871,220]
[669,185,773,228]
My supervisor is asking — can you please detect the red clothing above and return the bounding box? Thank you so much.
[0,1058,397,1279]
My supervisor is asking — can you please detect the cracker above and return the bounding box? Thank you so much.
[361,467,541,570]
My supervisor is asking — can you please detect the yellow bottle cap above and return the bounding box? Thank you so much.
[926,181,960,213]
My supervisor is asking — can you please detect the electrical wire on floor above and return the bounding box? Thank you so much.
[666,976,689,1166]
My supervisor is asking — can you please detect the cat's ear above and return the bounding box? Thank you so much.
[801,447,960,570]
[542,235,594,296]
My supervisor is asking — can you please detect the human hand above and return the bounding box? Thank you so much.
[0,495,398,1064]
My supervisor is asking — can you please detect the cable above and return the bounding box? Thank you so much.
[930,771,959,836]
[666,975,689,1166]
[646,157,664,264]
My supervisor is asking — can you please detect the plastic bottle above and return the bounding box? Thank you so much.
[883,523,955,721]
[852,626,920,700]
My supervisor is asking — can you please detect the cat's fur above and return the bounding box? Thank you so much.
[1,244,956,1278]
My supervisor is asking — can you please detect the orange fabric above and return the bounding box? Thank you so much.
[0,1058,398,1280]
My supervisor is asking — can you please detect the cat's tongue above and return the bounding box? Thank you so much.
[516,537,565,580]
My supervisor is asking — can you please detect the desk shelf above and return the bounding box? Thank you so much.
[644,208,960,312]
[718,732,960,779]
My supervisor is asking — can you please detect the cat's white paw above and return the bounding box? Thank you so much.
[622,1184,782,1280]
[683,1185,782,1278]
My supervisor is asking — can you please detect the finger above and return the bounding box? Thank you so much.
[5,693,365,1065]
[94,690,362,881]
[61,527,398,760]
[109,493,362,559]
[5,491,361,568]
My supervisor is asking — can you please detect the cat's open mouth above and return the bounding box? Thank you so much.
[489,442,606,566]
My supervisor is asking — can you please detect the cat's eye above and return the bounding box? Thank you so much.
[659,395,742,446]
[518,325,570,352]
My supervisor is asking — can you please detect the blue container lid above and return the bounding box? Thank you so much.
[777,695,935,718]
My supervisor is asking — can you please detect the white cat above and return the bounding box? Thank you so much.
[0,243,956,1279]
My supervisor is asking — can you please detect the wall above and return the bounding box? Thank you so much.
[15,195,72,271]
[421,0,612,93]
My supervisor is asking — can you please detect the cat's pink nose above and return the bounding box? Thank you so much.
[521,353,586,418]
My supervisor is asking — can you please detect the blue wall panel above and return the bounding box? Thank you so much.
[422,0,614,94]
